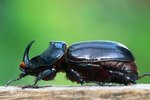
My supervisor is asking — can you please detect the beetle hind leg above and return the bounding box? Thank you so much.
[138,73,150,79]
[108,70,136,85]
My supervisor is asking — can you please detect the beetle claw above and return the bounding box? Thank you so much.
[80,80,85,85]
[22,79,38,89]
[5,80,14,86]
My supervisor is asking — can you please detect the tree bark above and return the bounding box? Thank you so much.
[0,84,150,100]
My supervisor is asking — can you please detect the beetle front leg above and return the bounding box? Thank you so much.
[6,72,27,86]
[23,68,56,88]
[66,69,84,85]
[34,68,56,84]
[37,68,56,81]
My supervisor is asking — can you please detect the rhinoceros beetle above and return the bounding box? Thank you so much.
[6,40,150,86]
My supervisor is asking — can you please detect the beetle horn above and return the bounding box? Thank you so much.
[23,40,35,67]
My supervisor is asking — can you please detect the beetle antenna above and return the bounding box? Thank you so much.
[6,73,27,86]
[138,73,150,79]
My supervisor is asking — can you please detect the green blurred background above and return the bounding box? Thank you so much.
[0,0,150,86]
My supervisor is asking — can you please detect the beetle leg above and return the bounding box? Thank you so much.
[138,73,150,79]
[22,68,56,89]
[97,82,105,86]
[67,69,84,85]
[33,68,56,84]
[37,68,56,81]
[6,72,27,86]
[108,70,136,85]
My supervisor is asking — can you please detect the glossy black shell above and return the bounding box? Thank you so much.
[67,41,135,62]
[31,41,66,66]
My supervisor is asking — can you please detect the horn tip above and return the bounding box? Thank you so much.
[31,40,35,43]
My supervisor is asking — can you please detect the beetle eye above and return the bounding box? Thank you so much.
[20,62,26,69]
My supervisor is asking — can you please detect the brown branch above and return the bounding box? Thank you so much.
[0,84,150,100]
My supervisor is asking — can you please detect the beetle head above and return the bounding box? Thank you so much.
[6,41,41,86]
[19,41,35,73]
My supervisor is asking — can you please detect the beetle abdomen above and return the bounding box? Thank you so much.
[101,61,138,85]
[67,41,135,62]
